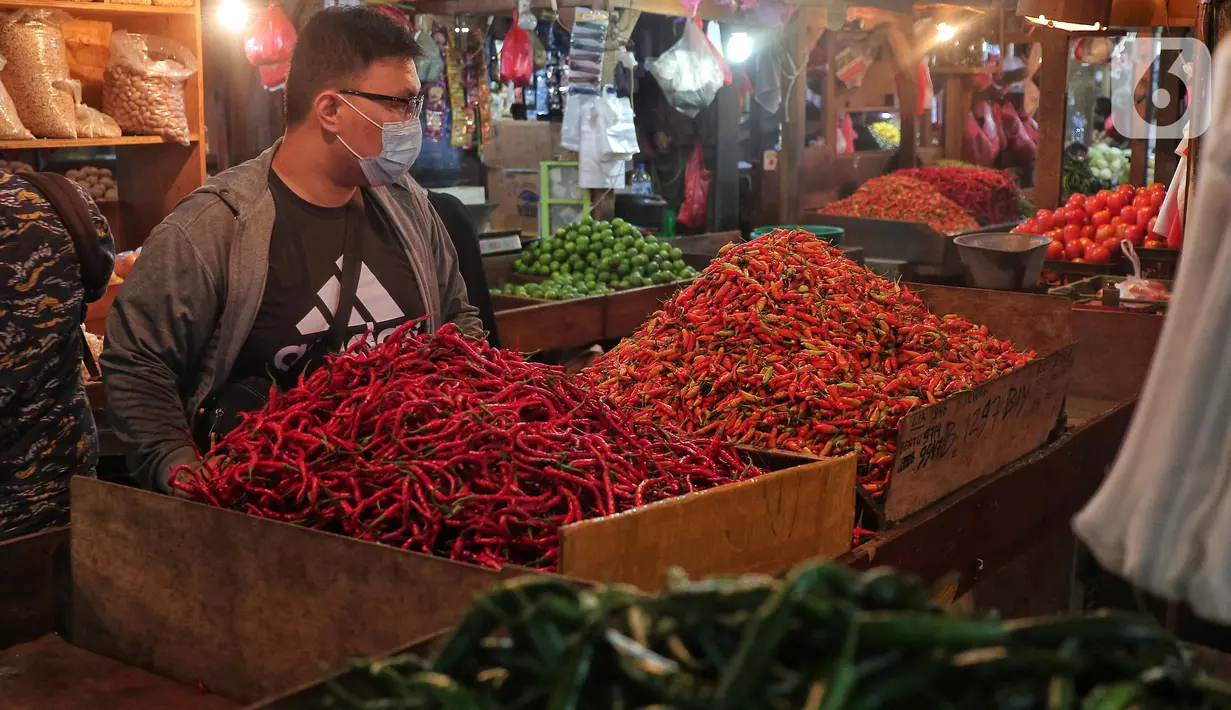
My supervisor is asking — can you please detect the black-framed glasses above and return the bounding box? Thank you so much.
[338,89,424,121]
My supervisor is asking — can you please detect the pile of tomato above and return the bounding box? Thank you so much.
[1011,183,1168,264]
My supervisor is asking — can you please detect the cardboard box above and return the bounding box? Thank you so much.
[487,168,541,236]
[484,120,567,169]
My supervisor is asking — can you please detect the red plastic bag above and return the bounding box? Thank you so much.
[244,2,297,92]
[1000,101,1037,163]
[500,13,533,87]
[963,112,995,166]
[678,143,711,228]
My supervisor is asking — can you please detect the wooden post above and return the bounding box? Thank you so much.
[1033,28,1070,209]
[778,7,828,224]
[712,24,741,232]
[895,12,918,169]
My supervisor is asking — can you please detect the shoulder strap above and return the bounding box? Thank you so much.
[329,190,366,351]
[19,171,112,297]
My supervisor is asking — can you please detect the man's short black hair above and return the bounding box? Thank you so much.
[284,6,422,126]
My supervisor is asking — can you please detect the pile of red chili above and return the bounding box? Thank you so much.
[172,323,759,570]
[584,229,1034,498]
[818,175,979,234]
[896,165,1023,226]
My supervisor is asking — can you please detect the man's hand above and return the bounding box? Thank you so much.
[168,456,220,499]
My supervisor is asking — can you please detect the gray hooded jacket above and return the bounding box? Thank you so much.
[101,141,481,491]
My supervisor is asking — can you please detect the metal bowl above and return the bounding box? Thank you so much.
[953,232,1052,290]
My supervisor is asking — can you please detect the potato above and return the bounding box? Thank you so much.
[65,168,82,180]
[103,188,117,201]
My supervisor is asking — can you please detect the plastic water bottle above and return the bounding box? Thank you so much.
[630,163,652,196]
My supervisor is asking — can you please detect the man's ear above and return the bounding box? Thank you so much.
[314,92,344,132]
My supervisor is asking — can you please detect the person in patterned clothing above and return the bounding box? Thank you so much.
[0,171,115,541]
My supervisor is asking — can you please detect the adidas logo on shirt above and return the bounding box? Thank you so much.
[272,256,421,371]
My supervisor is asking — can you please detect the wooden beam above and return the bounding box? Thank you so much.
[1033,28,1069,209]
[779,7,828,223]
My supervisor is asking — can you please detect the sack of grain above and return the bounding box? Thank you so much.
[0,56,33,140]
[102,30,196,145]
[0,10,78,139]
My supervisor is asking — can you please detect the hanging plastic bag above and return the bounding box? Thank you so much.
[702,20,732,86]
[597,87,638,160]
[1116,241,1171,301]
[500,13,533,88]
[915,62,934,116]
[244,2,297,92]
[678,143,711,228]
[646,20,724,117]
[415,30,444,84]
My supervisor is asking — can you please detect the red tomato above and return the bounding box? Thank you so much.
[1085,195,1107,214]
[1080,225,1096,240]
[1064,241,1086,260]
[1115,223,1131,241]
[1147,216,1158,234]
[1046,228,1064,241]
[1036,211,1057,232]
[1097,189,1115,199]
[1120,205,1138,225]
[1067,194,1086,210]
[1107,194,1127,215]
[1117,184,1136,195]
[1150,191,1165,210]
[1077,237,1096,250]
[1144,238,1165,249]
[1017,219,1040,234]
[1091,210,1112,227]
[1095,224,1116,242]
[1132,195,1152,209]
[1046,239,1066,261]
[1111,216,1126,229]
[1072,257,1086,263]
[1135,206,1155,227]
[1066,210,1085,227]
[1147,182,1166,193]
[1124,225,1145,246]
[1085,244,1112,263]
[1063,224,1081,243]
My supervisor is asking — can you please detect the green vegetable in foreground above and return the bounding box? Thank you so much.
[320,561,1231,710]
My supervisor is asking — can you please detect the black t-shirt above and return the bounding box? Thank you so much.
[231,170,426,383]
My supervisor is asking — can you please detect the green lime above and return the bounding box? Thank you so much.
[672,259,686,270]
[617,262,631,276]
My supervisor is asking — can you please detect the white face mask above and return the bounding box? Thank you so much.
[335,95,423,186]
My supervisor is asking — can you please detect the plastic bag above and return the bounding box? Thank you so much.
[103,30,198,145]
[646,20,723,117]
[500,13,533,87]
[1116,241,1171,300]
[678,143,711,228]
[0,57,32,140]
[597,88,637,160]
[75,103,121,138]
[415,30,443,84]
[0,10,78,138]
[244,2,297,92]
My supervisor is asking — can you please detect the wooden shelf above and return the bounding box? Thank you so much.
[0,135,199,150]
[0,0,196,15]
[930,66,997,75]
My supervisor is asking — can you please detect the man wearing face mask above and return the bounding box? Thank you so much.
[101,6,482,493]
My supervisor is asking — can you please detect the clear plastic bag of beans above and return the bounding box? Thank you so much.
[0,10,79,139]
[0,57,34,140]
[102,30,197,145]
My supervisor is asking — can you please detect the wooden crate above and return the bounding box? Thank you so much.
[52,449,853,704]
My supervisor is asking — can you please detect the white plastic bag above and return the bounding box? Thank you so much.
[646,20,723,117]
[0,56,32,140]
[102,30,198,145]
[597,88,637,161]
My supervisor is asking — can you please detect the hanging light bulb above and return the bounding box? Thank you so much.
[935,22,958,42]
[726,31,753,64]
[217,0,251,34]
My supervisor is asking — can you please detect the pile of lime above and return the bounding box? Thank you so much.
[492,274,614,301]
[511,217,699,292]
